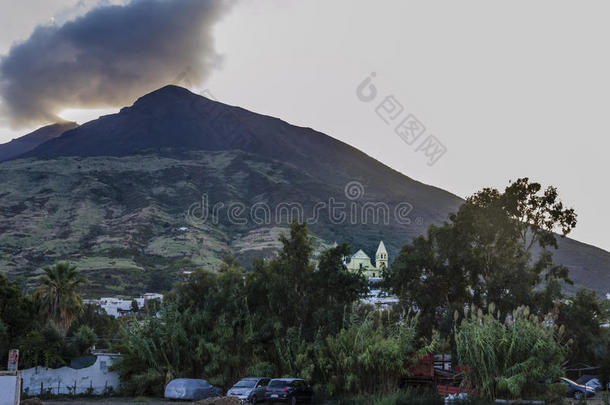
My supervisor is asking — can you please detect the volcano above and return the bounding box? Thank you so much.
[0,86,607,296]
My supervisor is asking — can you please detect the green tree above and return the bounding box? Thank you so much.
[130,299,139,314]
[33,261,87,334]
[558,289,608,366]
[311,243,369,334]
[72,325,96,355]
[0,273,34,362]
[19,321,66,368]
[116,261,260,394]
[245,222,367,339]
[114,222,374,396]
[388,178,576,336]
[69,303,119,350]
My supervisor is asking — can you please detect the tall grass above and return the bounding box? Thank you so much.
[455,305,566,401]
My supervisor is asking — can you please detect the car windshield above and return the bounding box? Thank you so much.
[269,380,290,387]
[234,379,257,388]
[172,379,209,387]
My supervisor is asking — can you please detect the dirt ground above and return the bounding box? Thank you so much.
[42,397,241,405]
[35,396,610,405]
[42,400,179,405]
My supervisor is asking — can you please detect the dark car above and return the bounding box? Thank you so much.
[560,377,596,399]
[164,378,223,400]
[264,378,313,404]
[227,377,271,403]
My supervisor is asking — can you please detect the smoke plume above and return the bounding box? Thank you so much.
[0,0,231,127]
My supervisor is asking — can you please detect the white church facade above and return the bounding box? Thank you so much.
[346,241,388,279]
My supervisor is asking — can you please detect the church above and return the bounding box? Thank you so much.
[345,241,388,279]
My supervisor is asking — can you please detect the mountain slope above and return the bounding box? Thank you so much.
[0,85,607,296]
[23,86,460,221]
[0,121,77,161]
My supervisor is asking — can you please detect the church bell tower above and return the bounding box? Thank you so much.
[375,241,388,270]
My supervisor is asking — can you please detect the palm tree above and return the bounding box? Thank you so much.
[33,261,87,334]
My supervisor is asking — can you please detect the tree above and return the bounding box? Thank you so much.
[33,261,86,334]
[69,303,119,350]
[19,321,66,368]
[310,243,369,334]
[0,273,34,358]
[71,325,96,355]
[130,299,139,314]
[245,222,368,339]
[387,178,576,336]
[115,222,375,396]
[558,289,607,365]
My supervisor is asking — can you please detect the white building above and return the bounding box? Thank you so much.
[88,293,163,318]
[364,288,400,309]
[346,241,388,279]
[344,241,398,309]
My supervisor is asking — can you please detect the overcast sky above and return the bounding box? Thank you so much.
[0,0,608,252]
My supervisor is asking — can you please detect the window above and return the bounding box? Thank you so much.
[235,379,257,388]
[257,379,270,387]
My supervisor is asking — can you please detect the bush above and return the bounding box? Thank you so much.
[455,305,566,400]
[72,325,96,354]
[317,310,432,397]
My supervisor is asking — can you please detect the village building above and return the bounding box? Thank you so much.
[346,241,388,279]
[84,293,163,318]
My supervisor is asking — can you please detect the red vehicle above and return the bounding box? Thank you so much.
[403,354,476,397]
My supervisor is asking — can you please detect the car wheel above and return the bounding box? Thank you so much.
[574,391,582,399]
[251,396,257,404]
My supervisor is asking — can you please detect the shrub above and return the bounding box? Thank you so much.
[455,305,566,400]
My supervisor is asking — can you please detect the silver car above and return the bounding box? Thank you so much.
[227,377,271,403]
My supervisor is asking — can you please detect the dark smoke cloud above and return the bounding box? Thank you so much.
[0,0,231,127]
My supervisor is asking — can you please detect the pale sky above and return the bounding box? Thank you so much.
[0,0,608,252]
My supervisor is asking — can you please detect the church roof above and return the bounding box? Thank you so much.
[352,249,370,260]
[376,241,387,255]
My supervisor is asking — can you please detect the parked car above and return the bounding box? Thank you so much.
[164,378,223,400]
[576,375,603,391]
[264,378,313,404]
[560,377,596,399]
[227,377,271,403]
